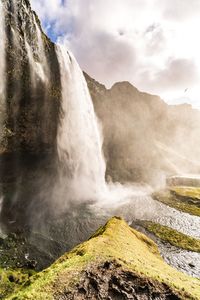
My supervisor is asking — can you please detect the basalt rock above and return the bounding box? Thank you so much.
[0,0,61,155]
[0,0,61,229]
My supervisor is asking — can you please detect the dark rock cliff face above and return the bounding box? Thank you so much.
[1,0,60,154]
[0,0,61,229]
[85,73,200,185]
[59,261,180,300]
[1,0,61,155]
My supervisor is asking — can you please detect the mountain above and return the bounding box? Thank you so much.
[85,73,200,185]
[2,217,200,299]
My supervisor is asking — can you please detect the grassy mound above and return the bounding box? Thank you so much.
[153,189,200,216]
[170,187,200,202]
[139,220,200,252]
[4,217,200,300]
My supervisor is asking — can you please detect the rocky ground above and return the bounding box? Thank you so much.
[56,261,180,300]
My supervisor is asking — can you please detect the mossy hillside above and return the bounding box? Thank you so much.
[153,189,200,217]
[7,217,200,300]
[170,187,200,202]
[139,221,200,252]
[0,268,34,299]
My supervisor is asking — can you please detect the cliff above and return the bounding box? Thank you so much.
[0,0,61,155]
[85,73,200,185]
[0,0,62,229]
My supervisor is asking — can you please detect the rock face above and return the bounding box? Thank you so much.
[6,218,200,299]
[0,0,61,155]
[61,261,180,300]
[0,0,61,229]
[85,73,200,185]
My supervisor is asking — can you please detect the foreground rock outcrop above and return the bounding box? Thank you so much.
[3,217,199,300]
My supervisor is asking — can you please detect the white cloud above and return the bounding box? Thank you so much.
[30,0,200,108]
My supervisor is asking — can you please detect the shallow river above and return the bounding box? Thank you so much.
[107,191,200,278]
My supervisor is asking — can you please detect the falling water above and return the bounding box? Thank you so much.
[55,46,158,207]
[33,15,49,84]
[56,45,107,202]
[25,40,46,87]
[0,2,6,142]
[25,16,49,88]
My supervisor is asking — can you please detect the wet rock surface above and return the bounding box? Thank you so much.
[55,261,181,300]
[1,0,61,154]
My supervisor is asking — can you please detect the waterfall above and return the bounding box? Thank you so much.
[33,15,49,84]
[55,45,150,209]
[0,2,6,142]
[56,45,107,203]
[25,16,49,88]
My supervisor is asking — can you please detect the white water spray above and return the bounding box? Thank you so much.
[55,45,153,210]
[56,45,107,202]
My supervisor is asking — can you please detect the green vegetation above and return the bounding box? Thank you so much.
[0,268,34,299]
[4,217,200,300]
[153,189,200,217]
[139,220,200,252]
[170,186,200,201]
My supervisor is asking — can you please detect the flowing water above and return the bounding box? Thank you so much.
[56,45,107,204]
[33,15,49,85]
[111,193,200,239]
[25,15,49,87]
[55,44,200,237]
[54,44,200,278]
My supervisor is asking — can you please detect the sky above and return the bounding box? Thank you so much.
[30,0,200,109]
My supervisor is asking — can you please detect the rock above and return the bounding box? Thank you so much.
[188,263,195,268]
[85,73,200,185]
[0,0,61,155]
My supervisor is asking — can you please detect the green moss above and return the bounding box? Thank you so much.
[170,186,200,201]
[0,268,34,299]
[139,220,200,252]
[153,189,200,217]
[6,217,200,300]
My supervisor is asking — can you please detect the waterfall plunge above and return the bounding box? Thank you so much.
[56,46,107,203]
[55,45,148,208]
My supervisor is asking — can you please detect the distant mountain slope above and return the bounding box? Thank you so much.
[7,217,200,299]
[85,73,200,185]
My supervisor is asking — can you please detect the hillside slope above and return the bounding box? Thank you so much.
[85,73,200,185]
[6,217,200,300]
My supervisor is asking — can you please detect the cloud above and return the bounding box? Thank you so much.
[142,58,199,91]
[30,0,200,108]
[156,0,200,21]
